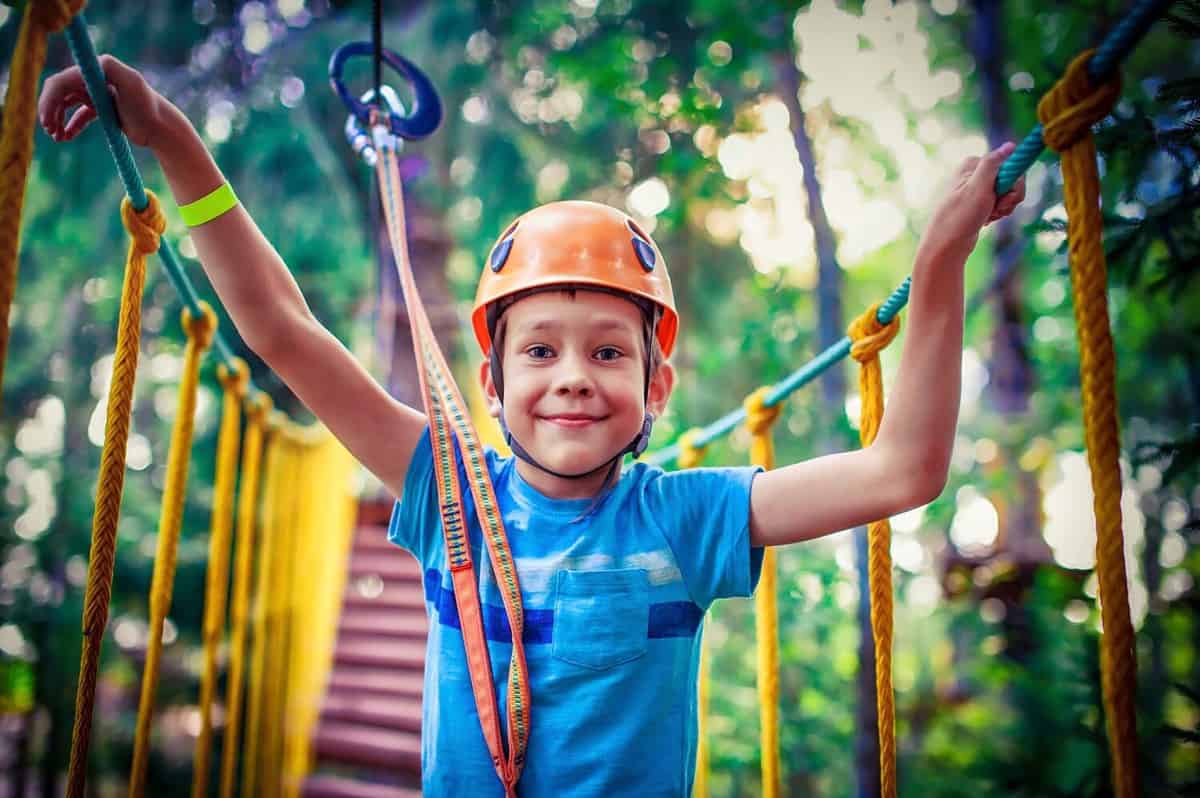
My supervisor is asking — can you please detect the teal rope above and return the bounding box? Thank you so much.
[648,0,1173,467]
[995,0,1177,193]
[63,16,250,387]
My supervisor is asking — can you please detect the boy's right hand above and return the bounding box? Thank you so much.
[39,55,167,148]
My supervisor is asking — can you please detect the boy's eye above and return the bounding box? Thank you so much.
[594,347,624,362]
[525,345,555,359]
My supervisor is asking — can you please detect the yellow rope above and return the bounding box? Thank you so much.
[847,300,900,798]
[0,0,86,399]
[1037,50,1138,798]
[129,302,217,798]
[677,428,710,798]
[192,358,249,798]
[220,392,272,798]
[263,427,302,798]
[744,387,782,798]
[67,192,166,798]
[242,422,284,798]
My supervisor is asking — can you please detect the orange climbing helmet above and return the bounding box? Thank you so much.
[471,200,678,358]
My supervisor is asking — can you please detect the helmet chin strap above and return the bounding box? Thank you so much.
[498,412,653,481]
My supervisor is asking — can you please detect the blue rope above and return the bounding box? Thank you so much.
[64,16,248,386]
[648,0,1174,466]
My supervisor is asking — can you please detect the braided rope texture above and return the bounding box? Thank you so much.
[129,303,217,798]
[192,360,248,798]
[241,427,283,798]
[745,387,783,798]
[848,300,901,798]
[1038,50,1139,798]
[67,192,165,798]
[221,394,271,798]
[0,0,86,398]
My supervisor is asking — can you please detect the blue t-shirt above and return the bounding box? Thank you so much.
[388,427,763,797]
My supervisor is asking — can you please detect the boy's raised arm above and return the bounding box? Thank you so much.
[40,56,427,498]
[749,143,1025,548]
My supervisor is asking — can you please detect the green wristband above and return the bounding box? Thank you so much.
[178,182,238,227]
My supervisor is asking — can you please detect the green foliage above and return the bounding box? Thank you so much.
[1,0,1198,795]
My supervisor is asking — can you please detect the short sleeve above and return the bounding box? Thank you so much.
[387,425,439,565]
[641,465,764,609]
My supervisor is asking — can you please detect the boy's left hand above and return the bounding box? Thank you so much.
[924,141,1027,258]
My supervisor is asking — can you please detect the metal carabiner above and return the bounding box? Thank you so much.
[328,41,442,140]
[344,85,406,167]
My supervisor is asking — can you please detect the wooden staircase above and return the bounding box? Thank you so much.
[301,502,426,798]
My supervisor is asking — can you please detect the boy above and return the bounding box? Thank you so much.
[40,55,1024,796]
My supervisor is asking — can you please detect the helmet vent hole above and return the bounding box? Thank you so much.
[501,219,520,239]
[627,218,649,241]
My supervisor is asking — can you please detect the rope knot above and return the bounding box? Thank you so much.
[246,391,274,421]
[1037,49,1121,153]
[180,301,218,351]
[848,302,900,363]
[120,191,167,256]
[676,428,708,470]
[31,0,85,33]
[217,358,250,397]
[743,387,781,436]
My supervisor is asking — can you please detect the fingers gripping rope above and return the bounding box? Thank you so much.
[67,190,166,798]
[0,0,86,399]
[847,300,901,798]
[1038,50,1139,798]
[743,387,782,798]
[130,302,218,798]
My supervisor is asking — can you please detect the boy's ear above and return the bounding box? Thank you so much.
[479,359,502,417]
[647,361,675,417]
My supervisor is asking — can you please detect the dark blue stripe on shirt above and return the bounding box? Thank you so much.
[424,569,702,644]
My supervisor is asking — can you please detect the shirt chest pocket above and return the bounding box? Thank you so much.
[552,568,649,671]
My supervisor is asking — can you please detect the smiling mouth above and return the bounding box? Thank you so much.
[540,415,606,428]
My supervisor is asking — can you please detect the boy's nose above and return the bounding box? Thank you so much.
[553,369,594,397]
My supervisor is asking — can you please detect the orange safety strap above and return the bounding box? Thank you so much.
[374,129,529,795]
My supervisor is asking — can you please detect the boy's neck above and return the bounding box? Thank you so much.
[512,457,619,500]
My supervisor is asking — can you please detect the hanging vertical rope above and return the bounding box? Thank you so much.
[743,387,782,798]
[1037,49,1138,798]
[675,428,710,798]
[192,358,249,798]
[67,192,166,798]
[220,392,272,798]
[847,300,901,798]
[242,420,283,798]
[129,302,217,798]
[0,0,86,399]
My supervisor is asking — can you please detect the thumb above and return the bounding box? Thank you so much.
[971,141,1017,194]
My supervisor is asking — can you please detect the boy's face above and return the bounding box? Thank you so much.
[480,290,674,496]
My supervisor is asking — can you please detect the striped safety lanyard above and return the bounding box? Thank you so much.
[374,131,530,796]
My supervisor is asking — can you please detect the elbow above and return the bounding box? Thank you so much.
[246,306,317,365]
[876,440,950,513]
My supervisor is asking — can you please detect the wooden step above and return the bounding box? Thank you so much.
[339,608,428,639]
[343,582,426,612]
[313,721,421,773]
[352,530,401,555]
[321,693,423,733]
[327,667,424,699]
[335,637,426,670]
[302,775,420,798]
[347,552,423,582]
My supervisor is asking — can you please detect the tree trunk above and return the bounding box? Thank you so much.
[773,33,880,798]
[970,0,1049,662]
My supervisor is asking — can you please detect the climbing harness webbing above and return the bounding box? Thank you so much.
[375,131,530,795]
